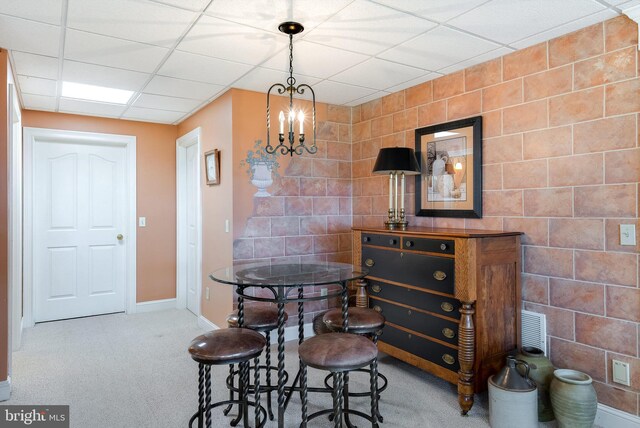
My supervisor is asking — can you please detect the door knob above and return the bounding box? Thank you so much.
[117,234,124,241]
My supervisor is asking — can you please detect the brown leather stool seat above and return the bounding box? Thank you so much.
[299,332,378,372]
[226,306,288,331]
[188,328,266,365]
[323,307,385,333]
[187,328,267,428]
[312,311,332,335]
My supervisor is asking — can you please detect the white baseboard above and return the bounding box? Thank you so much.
[596,403,640,428]
[135,298,177,313]
[0,377,11,401]
[198,315,220,331]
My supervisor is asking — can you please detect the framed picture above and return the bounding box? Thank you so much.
[415,116,482,218]
[204,149,220,185]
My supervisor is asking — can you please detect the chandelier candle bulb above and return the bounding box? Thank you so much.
[278,111,284,134]
[298,111,304,134]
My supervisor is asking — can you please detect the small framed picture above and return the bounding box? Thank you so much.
[204,149,220,185]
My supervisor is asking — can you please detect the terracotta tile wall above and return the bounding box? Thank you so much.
[233,105,352,324]
[352,16,640,416]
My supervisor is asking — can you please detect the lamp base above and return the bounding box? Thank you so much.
[384,220,408,231]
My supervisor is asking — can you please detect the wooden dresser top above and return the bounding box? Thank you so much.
[353,226,522,239]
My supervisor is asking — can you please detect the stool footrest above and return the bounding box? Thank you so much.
[189,400,267,428]
[324,369,388,396]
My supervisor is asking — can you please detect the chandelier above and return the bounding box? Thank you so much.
[266,21,316,156]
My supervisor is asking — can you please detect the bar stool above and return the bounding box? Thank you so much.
[188,328,267,428]
[299,332,379,428]
[226,306,289,420]
[312,310,332,335]
[323,307,387,423]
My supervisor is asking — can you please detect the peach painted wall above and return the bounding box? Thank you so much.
[177,91,234,327]
[21,110,178,303]
[352,16,640,416]
[0,49,10,382]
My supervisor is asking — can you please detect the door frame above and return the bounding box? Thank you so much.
[23,127,137,327]
[175,127,202,315]
[8,83,22,352]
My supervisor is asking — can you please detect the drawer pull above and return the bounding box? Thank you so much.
[363,236,371,243]
[440,243,448,251]
[373,305,382,313]
[407,334,412,340]
[389,239,397,245]
[405,240,414,248]
[365,258,375,267]
[407,310,412,316]
[433,270,447,281]
[441,302,454,312]
[371,284,381,293]
[442,328,456,339]
[442,354,455,365]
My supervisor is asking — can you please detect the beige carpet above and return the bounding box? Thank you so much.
[3,309,496,427]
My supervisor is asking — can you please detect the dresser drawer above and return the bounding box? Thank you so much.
[372,299,459,346]
[381,324,459,372]
[362,232,401,249]
[402,237,454,255]
[368,281,461,320]
[362,247,455,294]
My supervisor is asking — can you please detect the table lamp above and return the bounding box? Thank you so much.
[372,147,421,230]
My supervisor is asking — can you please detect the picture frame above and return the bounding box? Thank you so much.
[415,116,482,218]
[204,149,220,185]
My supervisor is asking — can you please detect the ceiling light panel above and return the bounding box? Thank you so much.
[178,15,286,65]
[144,75,224,100]
[0,0,64,25]
[447,0,607,44]
[62,81,134,104]
[0,15,60,56]
[62,60,150,92]
[158,50,253,85]
[64,29,169,73]
[370,0,490,23]
[304,0,437,55]
[330,57,426,90]
[11,52,59,80]
[67,0,197,48]
[17,75,57,97]
[379,26,502,71]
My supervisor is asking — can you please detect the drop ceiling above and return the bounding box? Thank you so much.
[0,0,636,124]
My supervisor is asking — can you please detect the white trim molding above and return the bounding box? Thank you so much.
[0,377,11,401]
[596,403,640,428]
[198,315,220,331]
[623,4,640,50]
[135,298,177,314]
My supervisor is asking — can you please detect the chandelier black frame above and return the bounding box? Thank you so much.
[266,21,317,156]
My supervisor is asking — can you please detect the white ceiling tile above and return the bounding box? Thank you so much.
[330,58,426,90]
[204,0,353,33]
[11,52,59,80]
[616,0,640,6]
[304,0,437,55]
[448,0,607,44]
[379,26,502,72]
[437,47,513,75]
[177,15,286,65]
[158,50,253,85]
[383,72,442,93]
[149,0,210,12]
[67,0,196,48]
[0,15,60,56]
[510,9,620,49]
[123,106,186,123]
[62,60,150,91]
[17,75,57,96]
[345,90,390,107]
[59,98,127,117]
[261,41,370,79]
[64,29,169,73]
[0,0,63,25]
[132,93,202,112]
[370,0,490,23]
[21,94,57,111]
[144,75,224,100]
[311,80,379,105]
[231,67,321,98]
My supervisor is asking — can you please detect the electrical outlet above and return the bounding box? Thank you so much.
[320,288,328,297]
[612,359,631,386]
[620,224,636,246]
[205,287,210,301]
[138,217,146,227]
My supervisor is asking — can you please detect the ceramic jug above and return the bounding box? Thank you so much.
[516,346,555,421]
[550,369,597,428]
[488,356,538,428]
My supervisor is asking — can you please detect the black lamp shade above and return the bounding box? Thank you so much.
[372,147,421,175]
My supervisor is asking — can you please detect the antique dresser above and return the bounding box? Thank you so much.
[352,227,522,415]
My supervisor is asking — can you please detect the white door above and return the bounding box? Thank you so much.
[185,143,199,314]
[33,141,127,322]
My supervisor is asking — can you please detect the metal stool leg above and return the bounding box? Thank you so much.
[223,364,235,416]
[372,333,383,423]
[242,361,250,428]
[265,330,274,420]
[204,365,212,428]
[333,372,344,428]
[254,356,261,428]
[370,359,380,428]
[197,363,205,428]
[299,362,309,428]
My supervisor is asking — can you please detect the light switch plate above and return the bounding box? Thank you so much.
[138,217,146,227]
[620,224,636,246]
[612,359,631,386]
